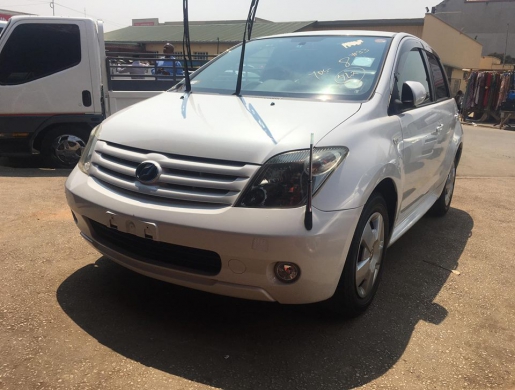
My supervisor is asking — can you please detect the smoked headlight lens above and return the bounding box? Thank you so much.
[236,147,348,208]
[77,125,101,175]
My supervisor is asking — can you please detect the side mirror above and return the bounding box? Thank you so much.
[402,81,427,107]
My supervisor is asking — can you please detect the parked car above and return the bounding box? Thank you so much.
[0,20,7,35]
[65,31,463,316]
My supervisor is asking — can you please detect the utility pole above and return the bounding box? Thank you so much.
[49,0,55,16]
[503,23,509,67]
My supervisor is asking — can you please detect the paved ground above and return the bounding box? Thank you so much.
[0,124,514,389]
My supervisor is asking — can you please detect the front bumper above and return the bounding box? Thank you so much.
[65,168,362,304]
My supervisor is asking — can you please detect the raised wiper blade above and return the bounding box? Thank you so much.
[234,0,260,96]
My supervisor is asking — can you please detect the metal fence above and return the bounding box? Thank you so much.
[106,52,218,91]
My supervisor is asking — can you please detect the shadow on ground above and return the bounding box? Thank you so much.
[0,157,70,177]
[57,208,473,389]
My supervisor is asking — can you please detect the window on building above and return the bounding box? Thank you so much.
[0,23,81,85]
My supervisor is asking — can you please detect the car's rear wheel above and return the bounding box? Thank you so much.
[324,192,390,318]
[42,126,89,169]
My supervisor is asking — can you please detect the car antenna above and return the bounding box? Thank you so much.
[304,133,314,231]
[182,0,193,93]
[234,0,260,96]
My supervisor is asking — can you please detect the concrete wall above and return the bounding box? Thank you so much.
[421,14,482,70]
[434,0,515,56]
[479,55,515,70]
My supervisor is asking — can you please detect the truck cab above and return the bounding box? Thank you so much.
[0,17,104,167]
[0,16,172,168]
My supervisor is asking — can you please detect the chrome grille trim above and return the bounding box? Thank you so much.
[90,140,260,206]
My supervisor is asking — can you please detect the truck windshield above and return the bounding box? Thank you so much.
[174,35,392,101]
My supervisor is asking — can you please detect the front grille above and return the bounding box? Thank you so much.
[89,141,261,207]
[89,219,222,276]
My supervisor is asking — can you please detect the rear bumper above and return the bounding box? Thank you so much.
[66,168,363,304]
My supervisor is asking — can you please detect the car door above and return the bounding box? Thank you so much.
[390,38,443,221]
[423,50,456,190]
[0,19,95,121]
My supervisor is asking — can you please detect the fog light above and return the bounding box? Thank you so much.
[274,262,300,283]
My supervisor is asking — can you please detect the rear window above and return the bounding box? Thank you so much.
[0,23,81,85]
[175,35,392,101]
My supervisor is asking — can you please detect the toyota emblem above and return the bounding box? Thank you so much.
[135,161,162,184]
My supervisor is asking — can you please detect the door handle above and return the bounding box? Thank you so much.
[432,124,444,135]
[82,90,92,107]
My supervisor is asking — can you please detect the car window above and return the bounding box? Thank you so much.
[395,48,431,105]
[0,23,81,85]
[426,51,450,100]
[177,35,392,101]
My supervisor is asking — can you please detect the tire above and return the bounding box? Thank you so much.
[428,160,456,217]
[41,125,90,169]
[323,192,390,318]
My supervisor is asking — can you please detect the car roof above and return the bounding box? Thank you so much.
[255,30,399,40]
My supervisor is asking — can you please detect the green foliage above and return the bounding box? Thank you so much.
[487,52,515,64]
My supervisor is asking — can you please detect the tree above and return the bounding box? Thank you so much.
[487,52,515,64]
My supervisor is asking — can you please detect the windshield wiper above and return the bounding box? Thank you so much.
[182,0,193,92]
[234,0,260,96]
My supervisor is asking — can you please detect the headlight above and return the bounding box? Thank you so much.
[236,147,348,208]
[77,125,101,175]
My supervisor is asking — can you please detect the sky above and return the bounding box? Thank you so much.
[1,0,441,32]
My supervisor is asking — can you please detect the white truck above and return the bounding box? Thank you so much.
[0,16,181,168]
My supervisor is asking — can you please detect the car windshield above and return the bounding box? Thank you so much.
[174,35,392,101]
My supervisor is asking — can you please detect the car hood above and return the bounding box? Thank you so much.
[100,92,361,164]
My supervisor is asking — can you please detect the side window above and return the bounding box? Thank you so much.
[0,23,81,85]
[426,51,450,100]
[395,48,431,105]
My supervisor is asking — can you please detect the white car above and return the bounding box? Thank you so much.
[66,31,463,316]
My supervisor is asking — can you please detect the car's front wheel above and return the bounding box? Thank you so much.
[324,192,390,317]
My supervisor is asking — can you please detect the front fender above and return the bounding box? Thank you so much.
[313,109,402,213]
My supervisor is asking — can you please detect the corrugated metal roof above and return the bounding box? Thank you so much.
[313,18,425,27]
[105,21,316,43]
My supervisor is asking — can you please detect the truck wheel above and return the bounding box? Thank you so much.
[41,126,89,169]
[428,160,456,217]
[323,193,390,318]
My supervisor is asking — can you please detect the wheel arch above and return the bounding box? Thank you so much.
[455,142,463,168]
[371,178,398,240]
[31,115,102,153]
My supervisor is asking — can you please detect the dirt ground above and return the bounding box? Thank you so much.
[0,124,514,389]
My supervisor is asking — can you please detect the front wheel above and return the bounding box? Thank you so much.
[41,126,89,169]
[323,193,390,318]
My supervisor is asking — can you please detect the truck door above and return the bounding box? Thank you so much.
[0,19,96,119]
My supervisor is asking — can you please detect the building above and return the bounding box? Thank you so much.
[105,14,483,94]
[104,19,314,57]
[0,8,31,21]
[433,0,515,58]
